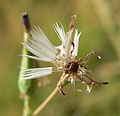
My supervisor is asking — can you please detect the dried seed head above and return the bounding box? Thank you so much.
[64,61,79,74]
[20,15,109,95]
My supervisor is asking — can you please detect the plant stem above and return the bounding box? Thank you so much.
[33,86,58,116]
[23,95,31,116]
[33,73,67,116]
[19,12,33,116]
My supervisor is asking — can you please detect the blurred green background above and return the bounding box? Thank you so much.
[0,0,120,116]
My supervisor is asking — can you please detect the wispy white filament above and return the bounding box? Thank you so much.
[53,23,66,46]
[54,23,81,61]
[72,29,82,56]
[22,26,58,62]
[21,54,51,62]
[20,67,53,80]
[64,29,74,64]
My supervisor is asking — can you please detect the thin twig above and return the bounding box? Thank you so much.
[33,73,67,116]
[33,86,58,116]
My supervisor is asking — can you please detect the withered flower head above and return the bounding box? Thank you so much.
[20,15,109,95]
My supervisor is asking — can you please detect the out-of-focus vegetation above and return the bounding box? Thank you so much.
[0,0,120,116]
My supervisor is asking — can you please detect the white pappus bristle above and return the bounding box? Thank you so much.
[22,26,58,62]
[20,67,53,81]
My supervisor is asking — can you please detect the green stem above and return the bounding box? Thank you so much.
[18,13,34,116]
[23,95,31,116]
